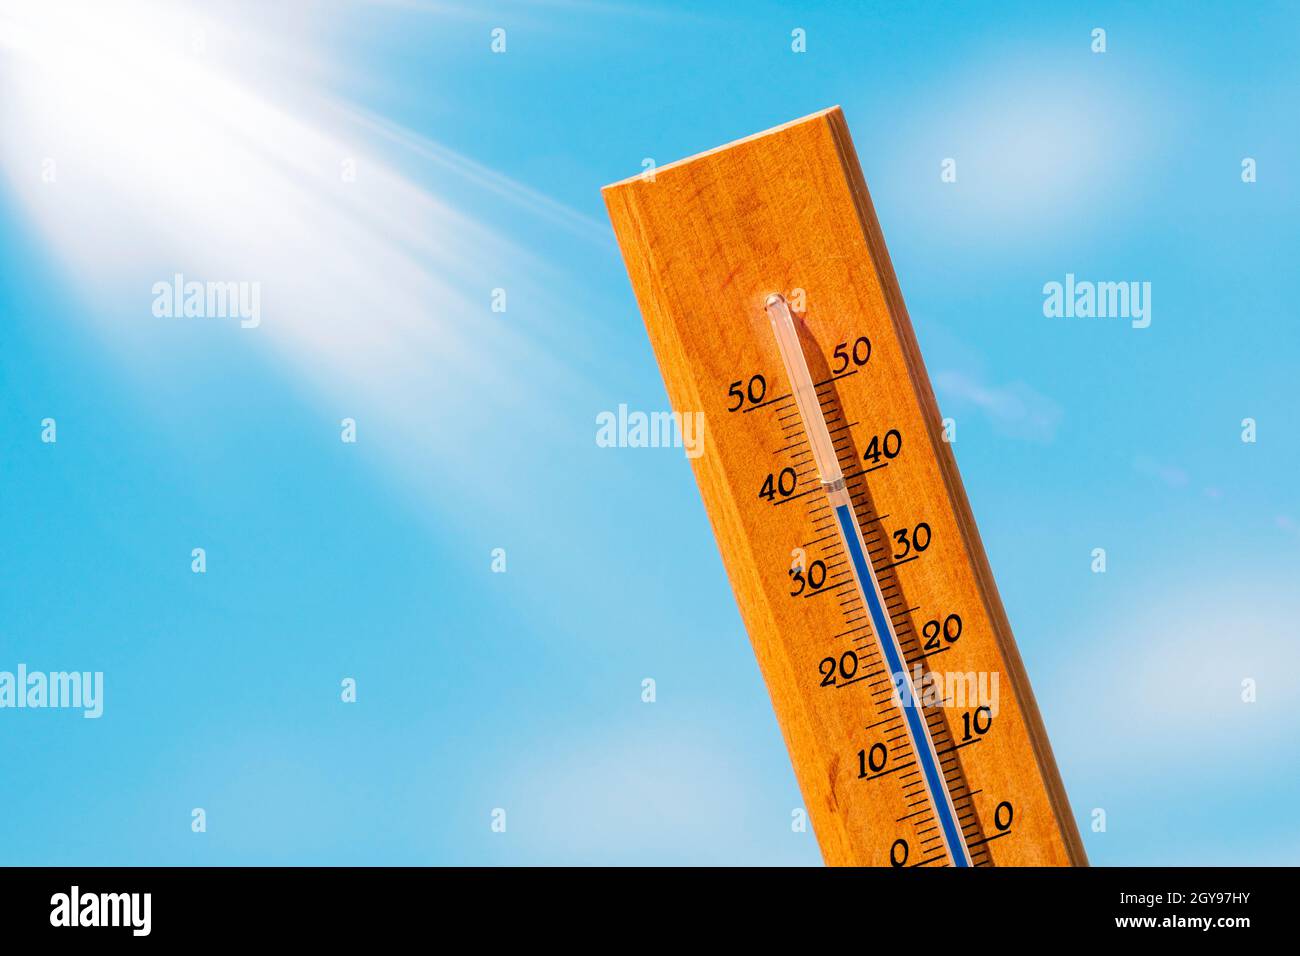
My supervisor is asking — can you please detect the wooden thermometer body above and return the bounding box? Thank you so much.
[603,107,1086,867]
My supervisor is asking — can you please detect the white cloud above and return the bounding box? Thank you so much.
[0,0,591,514]
[497,718,817,865]
[1133,455,1190,489]
[887,52,1167,245]
[1045,573,1300,772]
[932,369,1062,441]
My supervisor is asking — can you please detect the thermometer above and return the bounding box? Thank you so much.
[604,107,1086,866]
[767,290,971,866]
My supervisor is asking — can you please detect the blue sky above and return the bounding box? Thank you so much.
[0,0,1297,865]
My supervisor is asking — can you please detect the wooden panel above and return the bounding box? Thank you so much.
[603,107,1085,867]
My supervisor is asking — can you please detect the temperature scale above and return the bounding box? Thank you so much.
[603,107,1086,867]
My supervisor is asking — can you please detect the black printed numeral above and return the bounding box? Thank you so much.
[831,336,872,373]
[863,428,902,465]
[891,522,931,559]
[819,651,860,687]
[759,467,798,502]
[727,374,767,411]
[922,613,962,650]
[790,560,828,596]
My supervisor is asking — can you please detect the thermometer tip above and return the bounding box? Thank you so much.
[765,292,787,310]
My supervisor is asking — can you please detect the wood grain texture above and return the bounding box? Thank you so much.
[603,107,1086,867]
